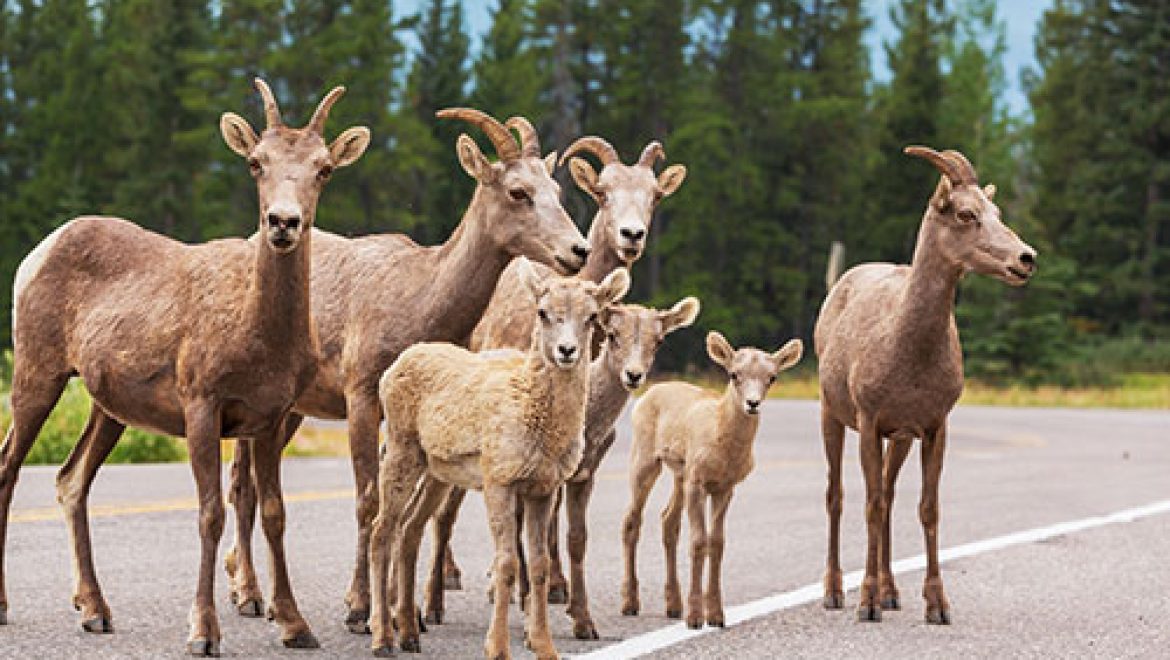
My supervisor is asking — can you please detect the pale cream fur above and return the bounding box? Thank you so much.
[620,331,802,629]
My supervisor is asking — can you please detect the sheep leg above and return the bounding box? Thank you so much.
[483,483,519,660]
[564,478,598,639]
[880,435,914,610]
[368,436,425,656]
[705,488,734,627]
[522,492,558,660]
[250,426,317,648]
[424,487,465,624]
[660,472,685,618]
[820,407,846,610]
[184,399,225,656]
[345,390,383,634]
[546,486,568,604]
[397,475,451,646]
[620,457,662,616]
[0,370,69,625]
[56,405,124,633]
[684,479,708,629]
[857,417,884,622]
[920,425,951,625]
[226,413,301,618]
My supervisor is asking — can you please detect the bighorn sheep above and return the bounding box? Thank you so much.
[815,146,1037,624]
[368,262,630,659]
[0,79,370,655]
[422,296,701,639]
[620,331,803,628]
[220,109,590,632]
[427,136,688,605]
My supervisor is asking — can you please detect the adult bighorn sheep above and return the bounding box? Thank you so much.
[425,137,688,611]
[221,109,590,632]
[0,79,370,655]
[815,146,1037,624]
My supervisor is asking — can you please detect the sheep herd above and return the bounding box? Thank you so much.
[0,79,1036,658]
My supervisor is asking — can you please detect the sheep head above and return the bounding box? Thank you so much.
[600,296,701,390]
[517,259,630,370]
[707,332,803,415]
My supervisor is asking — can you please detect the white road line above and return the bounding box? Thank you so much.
[572,498,1170,659]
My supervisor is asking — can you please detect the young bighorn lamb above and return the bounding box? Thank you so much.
[816,146,1036,624]
[421,297,701,640]
[621,331,803,629]
[368,262,630,659]
[428,136,687,602]
[0,80,369,655]
[221,110,589,631]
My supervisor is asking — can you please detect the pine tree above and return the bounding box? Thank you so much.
[471,0,545,122]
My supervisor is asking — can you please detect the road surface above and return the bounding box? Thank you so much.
[1,401,1167,658]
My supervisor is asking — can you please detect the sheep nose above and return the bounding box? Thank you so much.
[268,212,301,230]
[558,344,577,359]
[620,227,646,242]
[571,243,591,260]
[1020,251,1036,270]
[624,370,643,385]
[746,398,761,412]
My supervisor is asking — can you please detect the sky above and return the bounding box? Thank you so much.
[402,0,1053,115]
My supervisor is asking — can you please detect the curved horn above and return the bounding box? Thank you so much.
[436,108,520,161]
[637,141,665,168]
[505,116,541,158]
[308,85,346,135]
[904,145,969,184]
[941,149,979,185]
[254,78,282,129]
[558,136,620,167]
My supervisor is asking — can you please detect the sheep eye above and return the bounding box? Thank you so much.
[769,375,777,384]
[317,164,333,180]
[586,312,597,324]
[730,373,739,382]
[538,308,549,321]
[509,188,532,204]
[248,158,263,175]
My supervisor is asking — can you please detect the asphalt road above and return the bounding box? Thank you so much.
[1,400,1167,658]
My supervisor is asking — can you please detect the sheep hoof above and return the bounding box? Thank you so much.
[706,616,725,628]
[81,615,114,633]
[346,609,371,634]
[443,574,462,591]
[880,596,901,611]
[283,630,320,649]
[416,610,427,634]
[372,643,396,657]
[424,610,442,626]
[857,604,881,622]
[0,604,7,625]
[686,617,703,630]
[822,592,844,610]
[237,598,264,617]
[621,605,639,616]
[399,636,421,653]
[665,608,681,619]
[547,585,568,604]
[572,621,599,640]
[925,607,952,625]
[187,638,221,657]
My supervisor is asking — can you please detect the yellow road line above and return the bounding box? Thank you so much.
[11,488,353,524]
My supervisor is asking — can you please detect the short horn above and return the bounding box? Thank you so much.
[254,78,282,129]
[505,116,541,158]
[941,149,979,185]
[904,145,969,184]
[637,141,665,167]
[558,136,619,167]
[308,85,346,134]
[436,107,520,161]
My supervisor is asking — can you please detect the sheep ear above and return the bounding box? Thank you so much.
[983,183,997,200]
[544,151,558,175]
[771,339,803,373]
[457,133,498,183]
[569,157,603,201]
[220,112,258,157]
[516,257,546,302]
[660,296,700,334]
[330,126,371,168]
[657,164,687,198]
[706,331,735,370]
[930,175,953,213]
[594,268,630,307]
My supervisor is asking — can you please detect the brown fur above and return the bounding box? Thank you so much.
[221,111,590,630]
[620,331,802,628]
[814,146,1037,624]
[367,263,629,659]
[0,80,370,654]
[427,137,687,612]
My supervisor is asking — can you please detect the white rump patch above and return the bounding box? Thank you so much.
[12,221,70,330]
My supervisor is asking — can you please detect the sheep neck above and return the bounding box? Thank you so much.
[248,230,313,345]
[894,211,964,352]
[426,187,515,339]
[519,347,590,440]
[584,347,631,441]
[578,216,629,283]
[717,384,760,451]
